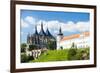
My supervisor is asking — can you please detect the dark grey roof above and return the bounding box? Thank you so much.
[39,23,46,36]
[58,27,63,35]
[46,28,53,37]
[34,25,38,35]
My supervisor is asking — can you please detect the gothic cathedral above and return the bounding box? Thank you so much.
[27,23,56,50]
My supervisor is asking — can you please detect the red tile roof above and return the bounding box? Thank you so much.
[61,32,90,41]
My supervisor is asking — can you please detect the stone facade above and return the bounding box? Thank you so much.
[27,23,56,49]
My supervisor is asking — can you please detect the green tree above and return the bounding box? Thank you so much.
[47,40,55,50]
[60,46,63,50]
[21,53,33,63]
[29,45,37,51]
[67,48,77,60]
[21,43,27,52]
[71,42,77,49]
[67,42,78,60]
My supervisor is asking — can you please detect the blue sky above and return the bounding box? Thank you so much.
[20,10,90,43]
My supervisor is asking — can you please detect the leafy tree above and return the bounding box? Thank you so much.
[21,43,27,52]
[47,40,56,50]
[60,46,63,50]
[75,48,90,60]
[29,45,37,51]
[21,53,33,63]
[67,48,77,60]
[21,53,29,62]
[71,42,77,49]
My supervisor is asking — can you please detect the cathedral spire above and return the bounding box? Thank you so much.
[34,25,38,35]
[46,27,53,37]
[59,27,62,34]
[58,26,63,36]
[41,22,43,30]
[39,22,46,36]
[27,33,31,44]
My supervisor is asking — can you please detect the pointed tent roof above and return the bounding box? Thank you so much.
[39,22,46,36]
[46,28,53,37]
[46,27,56,40]
[34,25,38,35]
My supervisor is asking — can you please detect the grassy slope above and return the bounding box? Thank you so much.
[30,49,69,62]
[29,48,89,62]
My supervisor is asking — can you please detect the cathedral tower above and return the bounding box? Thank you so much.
[57,26,63,50]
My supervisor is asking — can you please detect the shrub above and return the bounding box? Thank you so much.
[21,48,26,53]
[74,48,90,60]
[75,50,83,60]
[21,53,33,63]
[67,49,77,60]
[67,48,90,60]
[21,43,27,53]
[29,45,37,51]
[81,48,89,60]
[21,53,29,63]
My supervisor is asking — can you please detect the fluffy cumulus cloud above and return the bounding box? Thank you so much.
[21,16,90,35]
[21,19,29,28]
[21,16,37,28]
[62,21,90,32]
[36,20,90,33]
[24,16,36,25]
[36,20,61,34]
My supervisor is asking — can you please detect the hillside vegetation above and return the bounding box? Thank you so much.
[29,48,89,62]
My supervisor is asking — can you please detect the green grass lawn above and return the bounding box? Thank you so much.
[26,48,90,63]
[30,49,69,62]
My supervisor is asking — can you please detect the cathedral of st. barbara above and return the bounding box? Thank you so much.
[27,23,57,50]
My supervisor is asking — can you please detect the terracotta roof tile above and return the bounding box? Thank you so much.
[61,32,90,41]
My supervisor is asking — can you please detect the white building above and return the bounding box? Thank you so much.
[57,27,90,50]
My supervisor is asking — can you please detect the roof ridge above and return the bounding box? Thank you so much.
[61,32,90,41]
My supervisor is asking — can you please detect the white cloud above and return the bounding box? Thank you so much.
[46,20,60,29]
[54,30,58,34]
[76,21,90,32]
[25,16,36,25]
[36,20,90,33]
[21,16,37,28]
[21,16,90,34]
[21,19,29,28]
[37,24,41,33]
[61,21,90,32]
[36,20,60,33]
